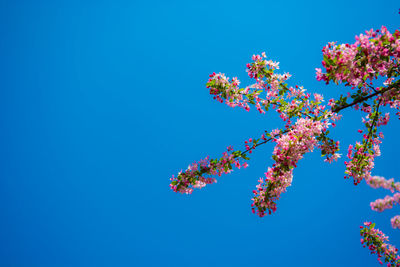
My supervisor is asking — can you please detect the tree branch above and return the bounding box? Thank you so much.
[333,80,400,113]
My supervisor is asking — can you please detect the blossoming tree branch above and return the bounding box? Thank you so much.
[170,26,400,266]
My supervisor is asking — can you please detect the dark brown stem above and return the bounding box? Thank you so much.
[333,81,399,113]
[237,129,289,158]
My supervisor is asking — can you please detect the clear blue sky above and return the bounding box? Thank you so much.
[0,1,399,266]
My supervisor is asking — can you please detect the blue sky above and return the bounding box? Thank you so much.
[0,1,399,266]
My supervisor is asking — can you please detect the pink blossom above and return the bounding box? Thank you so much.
[251,118,326,217]
[360,222,400,266]
[366,175,400,193]
[391,216,400,229]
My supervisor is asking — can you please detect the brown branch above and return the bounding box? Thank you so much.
[333,80,400,113]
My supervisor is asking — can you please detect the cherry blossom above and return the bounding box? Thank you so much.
[360,222,400,266]
[170,25,400,265]
[391,216,400,229]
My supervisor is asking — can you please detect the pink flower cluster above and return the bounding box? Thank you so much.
[370,193,400,212]
[360,222,400,266]
[246,52,280,81]
[251,118,325,217]
[207,72,251,111]
[344,137,381,185]
[391,216,400,229]
[376,113,391,127]
[366,174,400,229]
[318,135,341,163]
[207,53,294,116]
[366,175,400,193]
[169,146,248,194]
[316,26,400,87]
